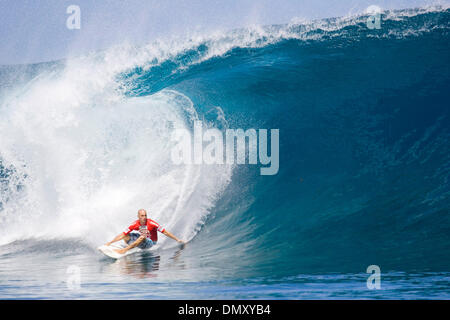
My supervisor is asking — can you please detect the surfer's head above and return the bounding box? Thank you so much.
[137,209,147,224]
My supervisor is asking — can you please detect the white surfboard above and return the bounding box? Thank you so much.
[98,243,141,259]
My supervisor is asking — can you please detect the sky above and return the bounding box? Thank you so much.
[0,0,446,64]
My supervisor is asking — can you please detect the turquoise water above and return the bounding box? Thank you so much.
[0,239,449,299]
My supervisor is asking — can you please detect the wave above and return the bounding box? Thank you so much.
[1,7,449,277]
[0,58,232,248]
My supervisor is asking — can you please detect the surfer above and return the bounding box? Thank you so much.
[105,209,185,254]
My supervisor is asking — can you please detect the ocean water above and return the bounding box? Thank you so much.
[0,7,449,299]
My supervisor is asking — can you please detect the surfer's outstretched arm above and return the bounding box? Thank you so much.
[162,229,185,244]
[106,233,127,246]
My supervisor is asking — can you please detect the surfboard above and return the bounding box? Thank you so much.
[97,243,141,259]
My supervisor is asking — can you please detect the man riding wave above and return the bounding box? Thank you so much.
[106,209,185,254]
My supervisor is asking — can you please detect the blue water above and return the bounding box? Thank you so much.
[0,7,449,299]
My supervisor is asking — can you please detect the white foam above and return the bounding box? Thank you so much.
[0,52,232,248]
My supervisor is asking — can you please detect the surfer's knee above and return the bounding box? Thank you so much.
[131,235,145,246]
[129,235,145,248]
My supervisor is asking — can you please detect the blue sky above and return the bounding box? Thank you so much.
[0,0,444,64]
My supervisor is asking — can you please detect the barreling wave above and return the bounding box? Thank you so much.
[0,6,449,277]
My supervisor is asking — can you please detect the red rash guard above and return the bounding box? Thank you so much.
[123,219,165,242]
